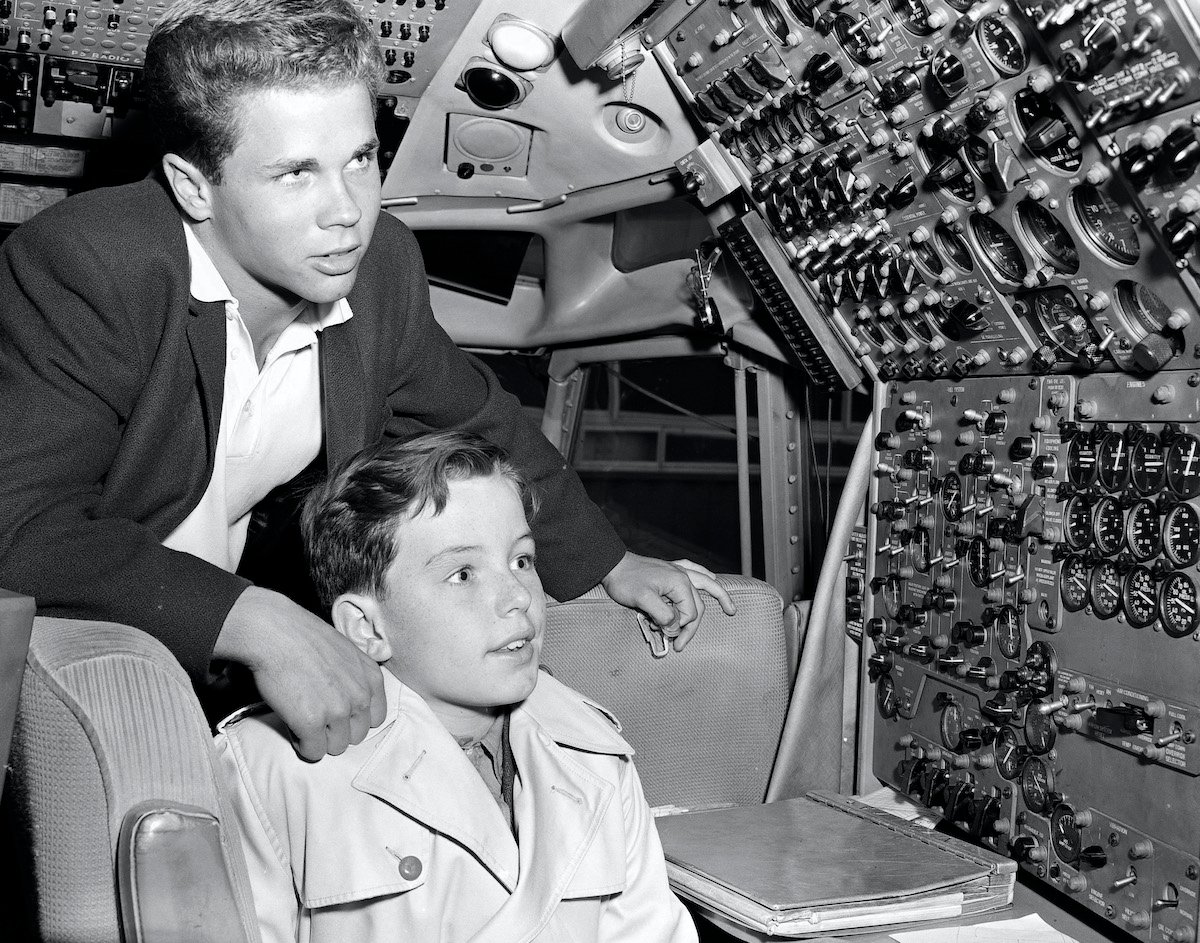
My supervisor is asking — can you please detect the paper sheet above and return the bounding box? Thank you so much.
[855,785,941,829]
[890,913,1081,943]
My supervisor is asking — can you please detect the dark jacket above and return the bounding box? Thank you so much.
[0,178,624,680]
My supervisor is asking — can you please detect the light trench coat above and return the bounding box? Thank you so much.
[215,668,698,943]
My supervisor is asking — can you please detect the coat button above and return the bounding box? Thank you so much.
[398,855,422,880]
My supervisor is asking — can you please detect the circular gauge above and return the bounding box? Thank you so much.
[893,0,937,34]
[1013,89,1082,172]
[833,13,879,64]
[1060,554,1090,612]
[942,471,964,521]
[1164,504,1200,567]
[879,572,904,617]
[1015,201,1080,275]
[1020,756,1055,812]
[935,220,974,271]
[1024,704,1058,756]
[1115,280,1172,334]
[1070,184,1141,265]
[940,701,964,750]
[1123,566,1159,628]
[756,0,791,41]
[910,238,945,276]
[968,535,992,587]
[995,725,1025,780]
[913,526,933,572]
[1131,434,1166,494]
[1097,431,1132,491]
[1161,572,1200,638]
[1089,559,1123,619]
[1092,497,1125,556]
[1063,495,1093,549]
[786,0,817,28]
[970,214,1028,282]
[1126,499,1162,561]
[1028,288,1095,358]
[1067,436,1098,487]
[995,605,1023,660]
[977,14,1028,76]
[1050,803,1083,865]
[877,673,899,717]
[1167,434,1200,498]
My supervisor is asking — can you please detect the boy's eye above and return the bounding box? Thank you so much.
[514,554,536,571]
[449,567,472,584]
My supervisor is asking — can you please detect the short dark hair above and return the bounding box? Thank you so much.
[301,432,537,611]
[144,0,383,182]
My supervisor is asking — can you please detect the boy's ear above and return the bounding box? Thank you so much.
[330,594,394,663]
[161,152,215,223]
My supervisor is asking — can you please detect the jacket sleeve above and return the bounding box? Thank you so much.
[374,219,626,601]
[214,732,303,943]
[0,205,250,678]
[598,760,699,942]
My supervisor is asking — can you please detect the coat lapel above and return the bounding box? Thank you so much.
[319,319,368,470]
[185,299,228,468]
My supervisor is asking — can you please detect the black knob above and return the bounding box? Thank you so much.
[1010,436,1035,460]
[889,174,917,209]
[802,52,844,94]
[1163,215,1200,256]
[1031,455,1058,479]
[1056,48,1090,80]
[878,69,921,107]
[1121,146,1158,188]
[1079,845,1109,869]
[953,621,987,647]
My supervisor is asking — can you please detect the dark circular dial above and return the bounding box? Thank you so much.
[1164,503,1200,567]
[1024,704,1058,755]
[1161,572,1200,638]
[968,535,992,587]
[935,220,974,271]
[942,471,964,521]
[1067,435,1098,487]
[910,239,945,276]
[1063,494,1093,549]
[1097,431,1132,492]
[877,673,899,717]
[1092,497,1125,556]
[1071,183,1140,265]
[786,0,817,27]
[995,605,1023,660]
[1015,201,1080,274]
[833,13,880,64]
[913,526,933,572]
[1126,499,1162,561]
[940,701,964,750]
[880,572,904,617]
[1020,756,1055,812]
[970,214,1028,282]
[1167,434,1200,498]
[893,0,937,34]
[1123,566,1159,628]
[1050,803,1083,864]
[995,725,1025,780]
[1089,559,1123,618]
[1014,89,1081,172]
[1060,554,1089,611]
[1131,434,1166,494]
[977,15,1027,76]
[1116,280,1172,334]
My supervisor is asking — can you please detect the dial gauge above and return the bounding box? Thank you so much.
[1020,756,1055,812]
[1060,554,1089,612]
[1063,495,1093,549]
[786,0,817,28]
[1015,201,1080,275]
[995,725,1025,780]
[877,673,899,718]
[1131,434,1166,494]
[1167,434,1200,498]
[1123,566,1159,628]
[935,220,974,271]
[1092,497,1125,556]
[913,526,933,572]
[977,15,1028,76]
[968,535,992,587]
[1070,183,1140,265]
[1097,431,1132,492]
[995,605,1023,660]
[1125,499,1162,561]
[1089,559,1123,619]
[894,0,938,34]
[880,573,904,617]
[833,13,880,65]
[1050,803,1083,865]
[1013,89,1082,172]
[1067,435,1098,487]
[1029,287,1096,357]
[1024,704,1058,756]
[1161,572,1199,638]
[970,214,1028,282]
[1116,280,1172,334]
[1164,503,1200,567]
[942,471,964,521]
[910,238,945,276]
[940,701,964,750]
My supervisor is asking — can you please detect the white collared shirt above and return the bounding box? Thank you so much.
[162,222,353,572]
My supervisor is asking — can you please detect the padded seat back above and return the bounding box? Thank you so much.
[542,574,797,809]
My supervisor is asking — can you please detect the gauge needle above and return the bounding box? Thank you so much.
[1178,598,1196,615]
[1071,575,1086,589]
[1186,442,1196,477]
[1113,439,1124,468]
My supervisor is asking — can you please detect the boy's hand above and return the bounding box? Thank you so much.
[215,586,387,760]
[600,552,737,651]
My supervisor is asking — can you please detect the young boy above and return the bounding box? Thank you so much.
[215,431,699,942]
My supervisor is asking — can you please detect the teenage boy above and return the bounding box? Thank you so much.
[0,0,733,759]
[216,431,699,942]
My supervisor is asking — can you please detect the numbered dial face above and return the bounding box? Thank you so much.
[1089,559,1123,619]
[1064,495,1093,549]
[1167,435,1200,498]
[994,605,1023,660]
[1126,500,1162,561]
[1015,201,1080,275]
[940,701,964,750]
[995,725,1025,780]
[877,674,899,718]
[970,214,1028,282]
[1092,497,1125,556]
[1097,432,1132,492]
[968,535,992,587]
[1116,281,1172,334]
[1050,803,1083,865]
[1132,434,1167,494]
[1164,504,1200,567]
[942,471,964,521]
[1071,183,1141,265]
[1067,436,1098,487]
[1060,554,1089,612]
[1024,704,1058,755]
[1161,572,1200,639]
[977,15,1027,76]
[1123,566,1159,629]
[1020,756,1055,812]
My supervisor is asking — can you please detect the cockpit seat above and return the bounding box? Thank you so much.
[5,617,260,943]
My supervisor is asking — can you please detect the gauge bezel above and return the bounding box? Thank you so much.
[1067,435,1098,487]
[1097,431,1132,492]
[968,535,992,587]
[1115,279,1172,335]
[1060,554,1089,612]
[876,673,899,718]
[942,471,964,521]
[968,213,1029,284]
[1088,559,1123,619]
[1164,503,1200,567]
[1020,755,1055,812]
[1068,183,1141,267]
[1123,565,1159,629]
[940,701,964,750]
[1024,704,1058,756]
[1131,434,1166,494]
[1063,494,1093,550]
[1013,200,1080,276]
[994,605,1023,660]
[1050,803,1083,864]
[1091,496,1125,556]
[995,725,1024,780]
[976,14,1028,77]
[1125,499,1162,561]
[1160,572,1200,639]
[1166,434,1200,499]
[935,220,974,271]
